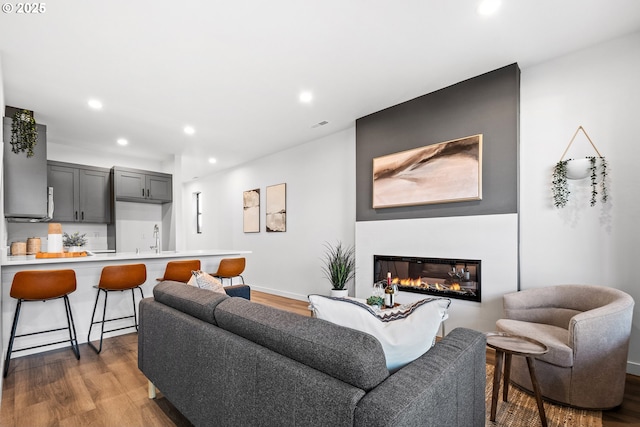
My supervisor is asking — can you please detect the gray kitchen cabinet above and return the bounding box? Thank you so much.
[48,161,112,223]
[113,167,172,203]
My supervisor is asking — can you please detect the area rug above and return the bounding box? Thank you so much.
[485,365,602,427]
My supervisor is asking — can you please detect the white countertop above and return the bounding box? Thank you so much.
[1,249,251,267]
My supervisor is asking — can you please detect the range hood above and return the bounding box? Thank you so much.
[3,116,52,222]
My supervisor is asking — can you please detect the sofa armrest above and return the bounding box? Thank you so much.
[224,284,251,300]
[354,328,486,427]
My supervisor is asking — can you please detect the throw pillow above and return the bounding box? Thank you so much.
[308,294,450,372]
[187,270,226,294]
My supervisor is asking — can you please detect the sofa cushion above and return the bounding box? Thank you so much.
[309,295,450,372]
[496,318,573,367]
[154,280,228,325]
[214,297,389,391]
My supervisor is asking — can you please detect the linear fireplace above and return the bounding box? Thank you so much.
[373,255,481,302]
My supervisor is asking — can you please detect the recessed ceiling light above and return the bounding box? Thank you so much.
[184,126,195,135]
[299,91,313,103]
[208,157,217,164]
[117,138,128,146]
[477,0,501,16]
[88,99,103,110]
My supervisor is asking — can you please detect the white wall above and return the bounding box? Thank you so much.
[0,53,5,400]
[520,32,640,374]
[184,127,356,299]
[355,214,519,334]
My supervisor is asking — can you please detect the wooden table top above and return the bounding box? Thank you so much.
[486,332,548,356]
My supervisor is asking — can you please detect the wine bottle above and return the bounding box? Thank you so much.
[385,281,395,308]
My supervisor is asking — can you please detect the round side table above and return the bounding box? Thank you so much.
[486,332,549,427]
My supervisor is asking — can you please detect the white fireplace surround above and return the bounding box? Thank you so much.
[355,213,518,333]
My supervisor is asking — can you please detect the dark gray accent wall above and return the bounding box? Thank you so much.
[356,63,520,222]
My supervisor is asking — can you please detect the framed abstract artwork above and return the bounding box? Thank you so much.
[372,134,482,208]
[243,188,260,233]
[266,183,286,232]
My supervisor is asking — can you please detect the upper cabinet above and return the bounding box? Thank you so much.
[48,161,112,223]
[113,167,172,203]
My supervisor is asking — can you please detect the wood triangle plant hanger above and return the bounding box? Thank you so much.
[552,126,608,208]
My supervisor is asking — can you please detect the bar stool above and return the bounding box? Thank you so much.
[211,257,246,285]
[156,259,201,283]
[87,263,146,354]
[4,269,80,378]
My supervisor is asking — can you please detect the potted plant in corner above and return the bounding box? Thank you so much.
[321,241,356,297]
[63,232,87,253]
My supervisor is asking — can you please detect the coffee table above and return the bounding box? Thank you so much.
[486,332,549,427]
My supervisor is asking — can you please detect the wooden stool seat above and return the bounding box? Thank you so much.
[88,264,146,354]
[156,259,201,283]
[4,269,80,378]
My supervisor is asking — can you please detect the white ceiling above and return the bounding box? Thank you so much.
[1,1,639,181]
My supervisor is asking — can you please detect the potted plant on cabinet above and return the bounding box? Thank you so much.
[9,109,38,158]
[63,232,87,253]
[321,241,356,297]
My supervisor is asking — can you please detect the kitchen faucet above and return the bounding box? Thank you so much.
[151,224,160,253]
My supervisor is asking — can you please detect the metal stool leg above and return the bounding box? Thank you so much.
[88,288,108,354]
[3,300,23,378]
[133,286,145,330]
[63,295,80,360]
[131,288,138,331]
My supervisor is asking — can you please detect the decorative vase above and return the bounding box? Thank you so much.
[565,158,591,180]
[330,289,349,298]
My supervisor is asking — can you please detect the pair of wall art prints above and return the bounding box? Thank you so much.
[243,183,286,233]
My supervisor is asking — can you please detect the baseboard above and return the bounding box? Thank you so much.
[249,285,308,302]
[627,360,640,377]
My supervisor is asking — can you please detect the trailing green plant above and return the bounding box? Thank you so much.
[63,232,87,247]
[10,109,38,157]
[552,160,570,208]
[588,156,608,206]
[321,241,356,290]
[552,157,609,208]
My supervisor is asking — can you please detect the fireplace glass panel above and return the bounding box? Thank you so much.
[374,255,481,302]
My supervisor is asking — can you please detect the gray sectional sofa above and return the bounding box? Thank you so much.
[138,281,486,427]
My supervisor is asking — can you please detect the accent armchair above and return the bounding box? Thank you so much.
[496,284,634,409]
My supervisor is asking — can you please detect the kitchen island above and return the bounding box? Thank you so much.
[1,249,250,358]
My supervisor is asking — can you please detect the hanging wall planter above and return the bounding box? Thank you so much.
[552,126,608,208]
[9,109,38,157]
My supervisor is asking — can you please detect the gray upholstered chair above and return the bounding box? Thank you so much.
[496,284,634,410]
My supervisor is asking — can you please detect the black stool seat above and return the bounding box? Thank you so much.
[87,263,146,354]
[4,269,80,378]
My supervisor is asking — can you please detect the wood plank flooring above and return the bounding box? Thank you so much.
[1,290,638,426]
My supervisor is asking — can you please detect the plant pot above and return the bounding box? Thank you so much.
[565,158,591,180]
[330,289,349,298]
[67,246,83,253]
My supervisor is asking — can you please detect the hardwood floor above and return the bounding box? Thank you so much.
[1,290,638,426]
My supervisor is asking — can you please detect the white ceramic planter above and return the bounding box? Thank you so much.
[565,158,591,180]
[330,289,349,298]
